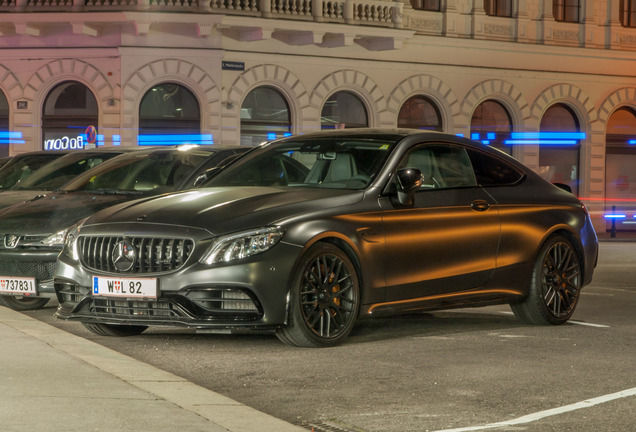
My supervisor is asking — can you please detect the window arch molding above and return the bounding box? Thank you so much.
[310,70,386,128]
[225,64,307,143]
[388,74,458,132]
[239,85,293,145]
[122,59,219,146]
[461,80,529,134]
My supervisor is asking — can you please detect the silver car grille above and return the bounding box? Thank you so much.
[78,236,194,274]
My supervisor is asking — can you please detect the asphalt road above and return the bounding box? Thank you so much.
[20,241,636,432]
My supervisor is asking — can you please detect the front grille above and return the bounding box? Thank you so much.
[79,236,194,274]
[91,298,180,319]
[0,260,55,281]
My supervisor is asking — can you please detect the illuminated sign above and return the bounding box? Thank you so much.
[137,134,213,146]
[0,131,25,145]
[44,135,85,151]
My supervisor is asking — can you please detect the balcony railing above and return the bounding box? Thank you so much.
[1,0,404,28]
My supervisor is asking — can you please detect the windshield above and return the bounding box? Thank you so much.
[11,152,122,191]
[0,153,64,190]
[206,137,396,190]
[63,150,211,193]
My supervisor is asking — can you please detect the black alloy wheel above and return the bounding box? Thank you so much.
[0,295,50,311]
[276,243,360,347]
[511,234,582,325]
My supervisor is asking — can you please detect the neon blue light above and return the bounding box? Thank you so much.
[471,133,480,140]
[0,131,22,139]
[487,133,495,140]
[510,132,586,140]
[137,134,214,146]
[112,135,121,146]
[629,140,636,145]
[504,140,578,145]
[267,133,277,140]
[456,134,464,138]
[604,214,627,219]
[481,141,490,145]
[283,132,292,137]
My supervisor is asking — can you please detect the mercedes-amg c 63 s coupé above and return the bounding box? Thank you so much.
[54,129,599,347]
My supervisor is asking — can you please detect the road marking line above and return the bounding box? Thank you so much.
[569,320,610,328]
[433,387,636,432]
[498,312,610,328]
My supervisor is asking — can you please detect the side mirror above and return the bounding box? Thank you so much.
[553,182,572,194]
[396,168,423,206]
[193,167,220,187]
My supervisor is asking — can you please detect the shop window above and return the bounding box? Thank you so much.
[321,91,368,129]
[42,81,98,151]
[605,107,636,231]
[0,91,8,157]
[139,83,201,144]
[539,103,581,195]
[484,0,512,17]
[410,0,440,11]
[470,100,513,155]
[621,0,636,27]
[398,95,442,131]
[553,0,579,23]
[240,86,291,146]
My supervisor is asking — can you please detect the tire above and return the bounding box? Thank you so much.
[511,234,582,325]
[0,295,50,311]
[276,243,360,348]
[82,322,148,337]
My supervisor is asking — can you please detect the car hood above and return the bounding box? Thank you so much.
[87,187,364,235]
[0,190,50,211]
[0,191,147,235]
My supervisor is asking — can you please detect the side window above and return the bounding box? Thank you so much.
[399,144,477,189]
[466,149,524,186]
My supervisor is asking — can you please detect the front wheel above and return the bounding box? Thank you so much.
[511,234,582,325]
[82,322,148,337]
[276,243,360,347]
[0,295,50,311]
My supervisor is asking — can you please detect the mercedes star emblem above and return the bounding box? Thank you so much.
[112,240,136,272]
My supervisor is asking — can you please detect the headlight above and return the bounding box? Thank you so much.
[201,227,284,265]
[61,218,89,261]
[41,229,70,247]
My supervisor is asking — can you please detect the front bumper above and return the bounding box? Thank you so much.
[0,249,60,298]
[54,241,302,331]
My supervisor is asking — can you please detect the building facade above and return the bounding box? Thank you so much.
[2,0,636,233]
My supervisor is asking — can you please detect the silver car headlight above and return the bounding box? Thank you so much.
[41,229,70,247]
[61,217,89,261]
[201,227,284,265]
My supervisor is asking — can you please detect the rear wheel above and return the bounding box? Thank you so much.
[0,295,50,311]
[511,234,582,325]
[276,243,360,347]
[82,322,148,337]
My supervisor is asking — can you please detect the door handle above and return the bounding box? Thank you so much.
[471,200,491,212]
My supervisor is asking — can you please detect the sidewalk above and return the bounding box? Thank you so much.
[0,306,305,432]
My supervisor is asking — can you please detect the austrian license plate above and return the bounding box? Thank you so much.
[0,276,37,295]
[92,276,157,299]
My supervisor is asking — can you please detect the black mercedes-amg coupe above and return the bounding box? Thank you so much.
[54,129,599,347]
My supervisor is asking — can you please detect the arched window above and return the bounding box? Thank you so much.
[605,107,636,231]
[398,95,442,131]
[470,100,513,154]
[321,91,368,129]
[0,90,9,157]
[139,83,200,145]
[240,86,291,146]
[539,103,581,195]
[42,81,98,151]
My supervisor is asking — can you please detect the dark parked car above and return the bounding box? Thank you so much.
[0,145,248,311]
[0,150,69,190]
[0,148,137,210]
[53,130,598,347]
